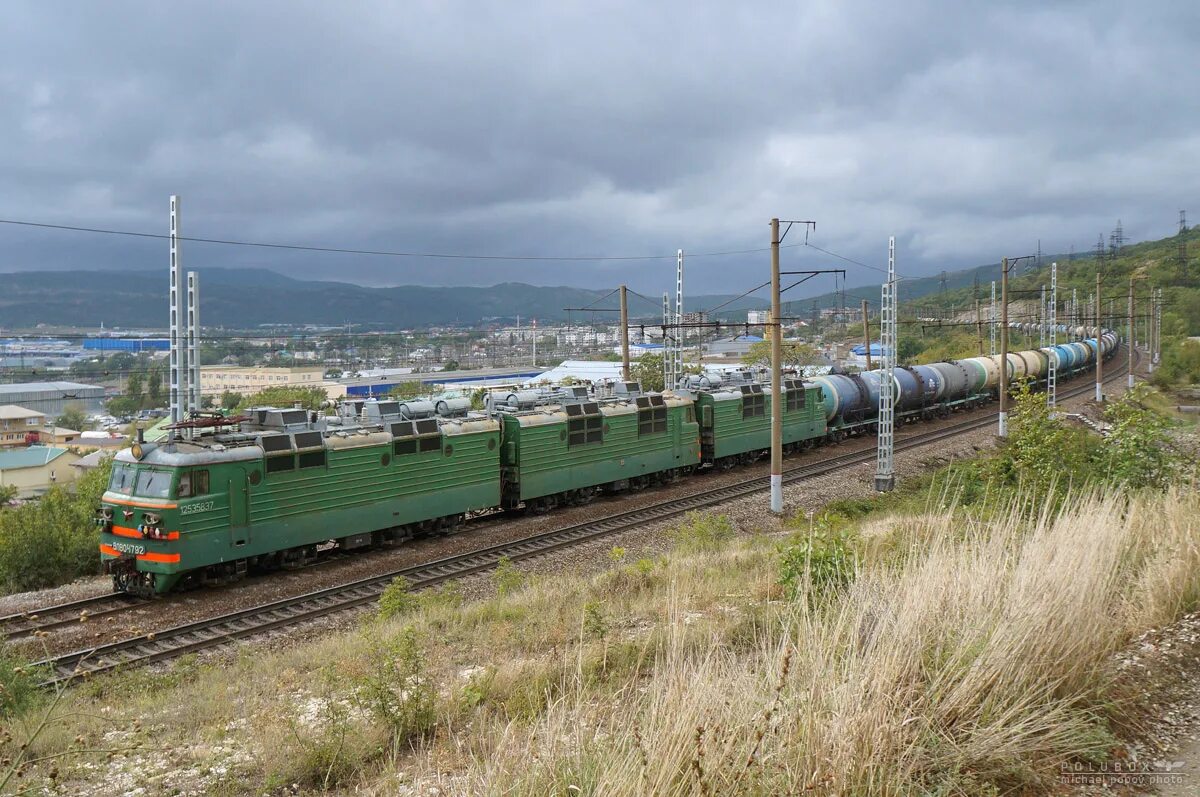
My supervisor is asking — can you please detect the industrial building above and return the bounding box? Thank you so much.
[82,337,170,352]
[0,382,106,415]
[199,366,326,394]
[333,367,545,399]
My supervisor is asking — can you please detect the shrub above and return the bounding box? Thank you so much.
[493,556,526,597]
[672,513,736,554]
[0,459,112,594]
[352,626,437,749]
[778,516,857,603]
[582,600,608,641]
[0,649,43,718]
[377,576,418,621]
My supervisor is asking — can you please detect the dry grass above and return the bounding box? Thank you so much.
[2,489,1198,795]
[458,489,1200,796]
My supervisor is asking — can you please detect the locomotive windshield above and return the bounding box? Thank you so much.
[133,469,173,499]
[109,462,135,495]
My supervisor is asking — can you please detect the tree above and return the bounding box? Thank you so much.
[442,360,460,371]
[126,370,144,402]
[237,386,328,412]
[105,396,140,418]
[55,404,88,432]
[632,353,665,392]
[387,381,425,400]
[145,368,165,408]
[741,340,822,368]
[220,391,243,411]
[0,484,17,507]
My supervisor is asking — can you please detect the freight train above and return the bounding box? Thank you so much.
[96,327,1118,595]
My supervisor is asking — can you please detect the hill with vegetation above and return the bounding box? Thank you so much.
[0,268,771,329]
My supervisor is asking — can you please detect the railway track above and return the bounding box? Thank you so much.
[34,354,1133,686]
[0,593,145,641]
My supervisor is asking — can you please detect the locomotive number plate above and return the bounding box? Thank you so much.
[180,501,214,516]
[112,542,145,555]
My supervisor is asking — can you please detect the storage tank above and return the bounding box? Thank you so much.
[1049,344,1076,371]
[435,397,472,416]
[855,372,884,414]
[1015,350,1048,379]
[398,400,436,419]
[892,367,923,410]
[1004,353,1028,380]
[809,374,869,421]
[908,365,943,403]
[931,361,972,401]
[958,358,993,392]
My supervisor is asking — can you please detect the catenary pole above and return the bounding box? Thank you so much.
[769,218,783,514]
[861,299,872,370]
[999,257,1010,437]
[619,285,630,382]
[1095,271,1103,402]
[1128,276,1135,389]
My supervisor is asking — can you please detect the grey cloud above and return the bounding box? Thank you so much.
[0,0,1196,302]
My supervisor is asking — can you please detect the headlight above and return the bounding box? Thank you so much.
[143,512,162,525]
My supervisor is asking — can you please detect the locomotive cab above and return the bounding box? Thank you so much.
[98,444,227,597]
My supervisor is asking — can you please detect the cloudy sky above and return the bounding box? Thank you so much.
[1,1,1196,299]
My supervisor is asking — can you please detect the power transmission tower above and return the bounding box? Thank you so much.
[875,237,897,492]
[1095,234,1106,262]
[1181,210,1189,268]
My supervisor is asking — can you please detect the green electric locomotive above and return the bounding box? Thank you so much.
[98,400,500,596]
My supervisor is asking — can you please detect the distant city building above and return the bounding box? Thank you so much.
[82,337,170,352]
[199,366,326,395]
[527,361,628,385]
[746,310,769,325]
[0,405,46,447]
[704,335,763,359]
[0,445,80,498]
[0,382,105,415]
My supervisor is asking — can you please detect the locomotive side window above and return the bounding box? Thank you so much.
[567,416,604,447]
[742,394,766,419]
[298,451,327,469]
[418,436,442,453]
[785,390,805,412]
[266,456,295,474]
[177,469,210,497]
[637,407,667,436]
[394,439,417,456]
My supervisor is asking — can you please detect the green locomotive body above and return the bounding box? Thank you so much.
[98,403,499,595]
[497,391,700,512]
[689,377,826,466]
